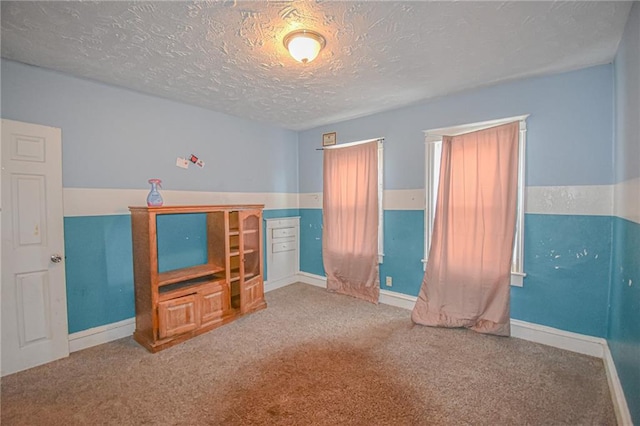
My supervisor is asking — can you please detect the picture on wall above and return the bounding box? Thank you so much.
[322,132,337,147]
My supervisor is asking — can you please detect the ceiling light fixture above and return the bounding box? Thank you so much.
[283,29,326,64]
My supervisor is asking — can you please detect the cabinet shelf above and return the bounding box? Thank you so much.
[158,275,225,301]
[158,264,225,287]
[230,246,256,256]
[230,269,258,283]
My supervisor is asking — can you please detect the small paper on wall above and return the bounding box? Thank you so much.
[176,157,189,169]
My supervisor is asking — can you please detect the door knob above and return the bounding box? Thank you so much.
[50,254,63,263]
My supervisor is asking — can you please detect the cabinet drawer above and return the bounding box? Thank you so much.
[158,295,199,339]
[266,218,298,229]
[272,241,296,253]
[272,227,296,238]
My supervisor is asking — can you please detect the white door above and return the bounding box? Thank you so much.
[1,119,69,376]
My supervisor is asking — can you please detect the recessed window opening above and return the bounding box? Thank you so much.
[423,115,528,286]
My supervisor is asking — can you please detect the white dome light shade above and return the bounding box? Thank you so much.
[283,30,326,64]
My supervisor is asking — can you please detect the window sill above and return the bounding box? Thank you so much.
[510,272,526,287]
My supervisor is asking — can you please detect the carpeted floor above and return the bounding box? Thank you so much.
[1,283,616,425]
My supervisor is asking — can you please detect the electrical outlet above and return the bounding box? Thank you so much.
[385,276,392,287]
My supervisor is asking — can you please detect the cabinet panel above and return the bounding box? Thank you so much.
[158,295,199,339]
[243,276,264,312]
[200,283,229,326]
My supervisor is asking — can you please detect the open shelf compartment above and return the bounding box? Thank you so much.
[158,264,225,287]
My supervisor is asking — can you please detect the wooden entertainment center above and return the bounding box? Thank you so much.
[129,205,266,352]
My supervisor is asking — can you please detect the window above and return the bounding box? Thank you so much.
[324,138,384,264]
[423,116,528,286]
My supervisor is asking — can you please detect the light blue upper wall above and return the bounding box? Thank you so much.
[299,65,614,192]
[1,59,299,193]
[614,1,640,182]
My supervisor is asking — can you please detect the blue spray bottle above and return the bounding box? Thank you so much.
[147,179,164,207]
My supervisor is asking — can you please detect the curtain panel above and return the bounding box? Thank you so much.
[322,141,380,304]
[412,122,520,336]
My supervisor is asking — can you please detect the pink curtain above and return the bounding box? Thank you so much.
[412,122,520,336]
[323,141,380,303]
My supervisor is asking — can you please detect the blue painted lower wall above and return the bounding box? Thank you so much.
[608,217,640,423]
[300,209,613,338]
[299,209,324,276]
[379,210,426,296]
[511,214,612,337]
[65,205,633,402]
[64,215,135,334]
[64,208,299,334]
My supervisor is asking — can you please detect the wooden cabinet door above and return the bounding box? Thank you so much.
[200,283,229,326]
[158,295,199,339]
[239,210,262,282]
[239,210,264,313]
[243,276,264,312]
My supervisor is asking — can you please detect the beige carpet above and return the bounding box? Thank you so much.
[1,283,615,425]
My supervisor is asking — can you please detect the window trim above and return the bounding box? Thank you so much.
[422,115,528,286]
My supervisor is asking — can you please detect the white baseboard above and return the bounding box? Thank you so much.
[296,271,327,289]
[68,317,135,353]
[264,275,299,293]
[509,319,605,357]
[297,272,418,311]
[603,344,634,426]
[379,288,418,310]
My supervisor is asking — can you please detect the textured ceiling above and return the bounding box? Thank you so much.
[0,1,632,131]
